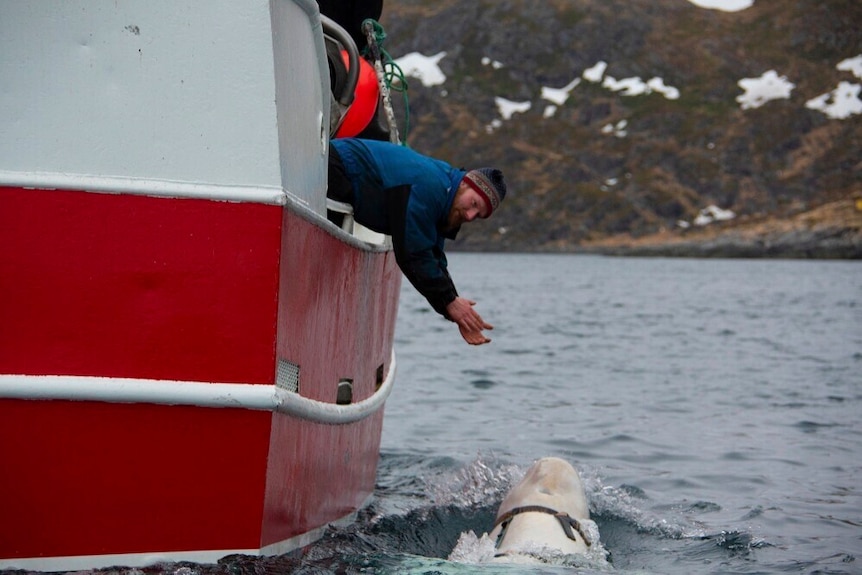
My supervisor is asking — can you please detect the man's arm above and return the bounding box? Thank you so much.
[402,251,493,345]
[386,185,493,345]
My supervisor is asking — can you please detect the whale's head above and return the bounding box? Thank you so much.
[489,457,591,559]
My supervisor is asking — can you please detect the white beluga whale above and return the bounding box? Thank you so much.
[488,457,594,562]
[449,457,603,565]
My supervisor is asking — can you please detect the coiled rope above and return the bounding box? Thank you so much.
[361,18,411,144]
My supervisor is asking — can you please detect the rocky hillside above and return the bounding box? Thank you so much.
[371,0,862,257]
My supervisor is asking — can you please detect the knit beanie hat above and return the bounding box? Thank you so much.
[463,168,507,216]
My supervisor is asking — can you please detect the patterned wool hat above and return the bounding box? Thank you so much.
[463,168,507,216]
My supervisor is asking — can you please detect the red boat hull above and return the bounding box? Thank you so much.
[0,185,401,567]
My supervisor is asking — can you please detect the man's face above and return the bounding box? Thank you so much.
[446,182,490,231]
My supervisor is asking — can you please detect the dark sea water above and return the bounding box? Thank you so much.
[289,254,861,574]
[39,254,862,574]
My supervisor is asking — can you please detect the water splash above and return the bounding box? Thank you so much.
[448,530,497,563]
[427,452,524,508]
[449,528,612,570]
[580,467,708,540]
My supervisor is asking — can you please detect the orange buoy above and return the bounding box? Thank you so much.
[335,51,380,138]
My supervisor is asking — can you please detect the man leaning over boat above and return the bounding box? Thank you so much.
[327,137,508,346]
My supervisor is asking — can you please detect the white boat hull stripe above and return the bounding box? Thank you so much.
[0,170,290,206]
[0,351,395,425]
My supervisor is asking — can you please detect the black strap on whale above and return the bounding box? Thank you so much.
[493,505,592,549]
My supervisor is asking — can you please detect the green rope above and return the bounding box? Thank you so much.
[361,18,411,143]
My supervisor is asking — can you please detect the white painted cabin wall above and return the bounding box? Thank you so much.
[0,0,329,213]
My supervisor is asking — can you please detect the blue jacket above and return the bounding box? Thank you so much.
[330,138,467,317]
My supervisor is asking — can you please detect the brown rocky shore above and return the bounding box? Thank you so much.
[578,198,862,259]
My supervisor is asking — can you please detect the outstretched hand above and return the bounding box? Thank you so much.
[446,297,493,345]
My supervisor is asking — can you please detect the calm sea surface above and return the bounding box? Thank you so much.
[55,254,862,574]
[358,253,860,575]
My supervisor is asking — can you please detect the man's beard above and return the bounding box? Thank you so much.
[445,207,464,232]
[440,206,463,237]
